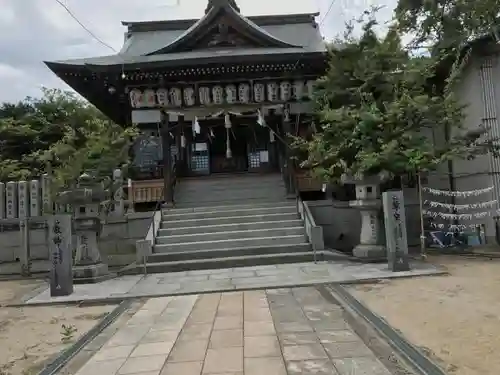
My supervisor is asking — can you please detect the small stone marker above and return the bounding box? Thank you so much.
[48,214,74,296]
[382,190,410,272]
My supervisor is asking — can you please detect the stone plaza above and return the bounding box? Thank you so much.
[71,287,393,375]
[23,261,444,305]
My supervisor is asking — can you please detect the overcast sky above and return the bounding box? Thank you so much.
[0,0,395,103]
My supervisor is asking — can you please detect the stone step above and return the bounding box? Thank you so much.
[124,251,320,274]
[162,205,297,221]
[177,181,286,193]
[156,226,305,245]
[147,243,312,263]
[175,191,287,202]
[158,219,303,236]
[174,197,289,208]
[153,234,306,253]
[160,212,299,229]
[165,201,295,214]
[173,198,291,209]
[178,175,283,187]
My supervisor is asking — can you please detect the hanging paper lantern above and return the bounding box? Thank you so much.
[267,82,279,102]
[169,88,182,107]
[156,88,169,107]
[253,83,265,102]
[212,85,224,105]
[238,83,250,103]
[279,81,291,102]
[183,87,195,106]
[225,85,237,104]
[143,89,156,107]
[199,87,211,105]
[292,80,305,100]
[129,89,143,108]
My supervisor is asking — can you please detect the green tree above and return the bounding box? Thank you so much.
[395,0,499,49]
[0,88,137,190]
[294,21,498,184]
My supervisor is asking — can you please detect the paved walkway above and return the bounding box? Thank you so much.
[74,287,392,375]
[24,261,444,305]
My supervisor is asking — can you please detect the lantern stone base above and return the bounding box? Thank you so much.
[73,263,112,284]
[352,244,386,261]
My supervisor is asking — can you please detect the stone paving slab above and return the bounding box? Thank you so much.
[22,261,445,305]
[71,288,394,375]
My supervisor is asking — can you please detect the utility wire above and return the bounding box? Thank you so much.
[54,0,118,52]
[289,0,338,72]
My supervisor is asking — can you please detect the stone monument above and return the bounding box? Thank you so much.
[112,169,125,216]
[30,179,41,217]
[382,190,410,271]
[48,214,74,296]
[6,181,17,219]
[18,181,29,218]
[343,173,386,260]
[58,172,111,283]
[0,182,5,219]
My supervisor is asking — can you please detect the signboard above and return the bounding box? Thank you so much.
[382,190,410,272]
[48,215,74,296]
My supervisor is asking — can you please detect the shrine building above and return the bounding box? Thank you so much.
[45,0,327,208]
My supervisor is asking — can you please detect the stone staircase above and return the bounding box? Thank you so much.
[123,173,333,274]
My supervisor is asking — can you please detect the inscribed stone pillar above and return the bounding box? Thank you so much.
[382,190,410,271]
[6,181,17,219]
[41,174,52,215]
[19,218,31,276]
[30,180,40,217]
[282,105,294,197]
[18,181,29,218]
[0,182,5,219]
[48,214,74,296]
[113,169,125,215]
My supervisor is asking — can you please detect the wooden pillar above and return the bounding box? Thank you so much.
[161,111,174,206]
[282,106,294,197]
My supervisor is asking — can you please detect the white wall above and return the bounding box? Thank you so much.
[449,50,500,240]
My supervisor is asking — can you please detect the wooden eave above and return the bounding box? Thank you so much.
[44,63,128,126]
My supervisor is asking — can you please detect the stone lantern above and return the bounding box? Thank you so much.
[342,172,387,260]
[58,172,111,283]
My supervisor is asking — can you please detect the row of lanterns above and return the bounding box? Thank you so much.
[129,80,316,109]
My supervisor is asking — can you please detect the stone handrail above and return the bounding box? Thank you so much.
[296,196,325,263]
[135,159,179,268]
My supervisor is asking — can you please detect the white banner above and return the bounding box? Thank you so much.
[422,186,494,197]
[425,199,498,211]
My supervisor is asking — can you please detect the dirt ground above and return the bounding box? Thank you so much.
[0,280,114,375]
[348,255,500,375]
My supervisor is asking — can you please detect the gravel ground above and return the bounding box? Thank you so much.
[347,255,500,375]
[0,280,115,375]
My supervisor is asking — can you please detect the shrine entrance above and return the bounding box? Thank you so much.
[209,125,248,173]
